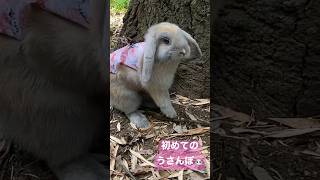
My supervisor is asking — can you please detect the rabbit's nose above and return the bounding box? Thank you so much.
[179,49,186,56]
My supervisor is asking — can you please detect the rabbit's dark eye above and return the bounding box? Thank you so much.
[160,37,170,45]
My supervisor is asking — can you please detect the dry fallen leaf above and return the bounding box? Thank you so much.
[188,171,207,179]
[213,105,252,124]
[178,170,183,180]
[147,154,156,161]
[268,117,320,129]
[205,158,210,177]
[145,133,156,139]
[200,145,210,151]
[300,150,320,158]
[231,128,269,135]
[122,158,129,170]
[171,127,210,136]
[110,143,119,173]
[137,149,153,155]
[266,128,320,138]
[110,136,127,145]
[171,94,192,105]
[186,111,198,121]
[129,150,156,167]
[130,122,138,130]
[252,166,274,180]
[159,171,171,178]
[131,166,152,176]
[117,122,121,132]
[131,154,138,171]
[193,99,210,106]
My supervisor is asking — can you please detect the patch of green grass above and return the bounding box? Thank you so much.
[111,0,130,13]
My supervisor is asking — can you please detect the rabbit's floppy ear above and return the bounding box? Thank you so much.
[181,30,202,59]
[141,28,157,86]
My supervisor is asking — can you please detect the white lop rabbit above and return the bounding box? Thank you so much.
[110,22,202,128]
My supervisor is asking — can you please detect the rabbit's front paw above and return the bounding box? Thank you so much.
[161,106,177,119]
[127,111,151,129]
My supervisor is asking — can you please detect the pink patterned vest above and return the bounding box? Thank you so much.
[110,42,145,74]
[0,0,90,40]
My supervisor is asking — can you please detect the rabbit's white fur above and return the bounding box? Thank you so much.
[110,22,202,128]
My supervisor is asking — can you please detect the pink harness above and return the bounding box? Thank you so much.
[110,42,145,74]
[0,0,90,40]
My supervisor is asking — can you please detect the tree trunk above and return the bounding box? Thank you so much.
[117,0,210,98]
[213,0,320,118]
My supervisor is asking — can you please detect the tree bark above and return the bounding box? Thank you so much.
[117,0,210,98]
[213,0,320,118]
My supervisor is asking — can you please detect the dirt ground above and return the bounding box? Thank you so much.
[110,95,211,179]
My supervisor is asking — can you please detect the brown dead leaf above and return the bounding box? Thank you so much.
[178,170,183,180]
[231,128,269,135]
[131,154,138,171]
[252,166,274,180]
[300,150,320,158]
[116,156,138,180]
[171,94,192,105]
[159,171,171,178]
[205,159,210,177]
[147,154,156,161]
[137,149,153,155]
[266,128,320,138]
[184,127,210,135]
[122,158,129,170]
[213,105,252,124]
[145,133,156,139]
[110,143,119,172]
[186,111,198,121]
[129,150,156,167]
[110,136,127,145]
[170,127,210,136]
[193,99,210,106]
[188,171,207,179]
[131,166,152,176]
[130,122,138,130]
[117,122,121,132]
[268,117,320,129]
[269,168,284,180]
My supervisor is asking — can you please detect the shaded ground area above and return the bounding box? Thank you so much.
[0,142,54,180]
[212,105,320,180]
